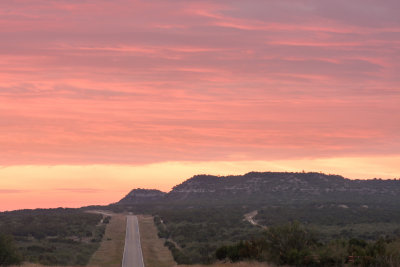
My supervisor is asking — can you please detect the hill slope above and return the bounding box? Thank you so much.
[118,189,166,204]
[118,172,400,205]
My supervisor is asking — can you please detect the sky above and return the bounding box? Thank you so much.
[0,0,399,211]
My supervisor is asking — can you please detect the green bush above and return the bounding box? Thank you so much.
[0,234,22,266]
[264,221,318,265]
[215,245,228,260]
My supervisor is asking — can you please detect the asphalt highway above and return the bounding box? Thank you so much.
[122,215,145,267]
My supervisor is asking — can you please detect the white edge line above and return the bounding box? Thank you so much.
[121,216,128,267]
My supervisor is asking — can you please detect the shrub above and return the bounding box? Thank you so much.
[0,234,22,266]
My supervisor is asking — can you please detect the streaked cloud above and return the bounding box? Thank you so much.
[0,2,398,169]
[0,189,29,194]
[54,188,104,194]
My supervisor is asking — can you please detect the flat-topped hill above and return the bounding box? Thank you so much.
[118,172,400,205]
[118,188,166,204]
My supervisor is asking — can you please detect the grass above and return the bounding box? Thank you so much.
[178,262,276,267]
[17,260,275,267]
[138,215,176,267]
[88,213,126,267]
[16,264,78,267]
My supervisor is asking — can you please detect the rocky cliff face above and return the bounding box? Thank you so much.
[118,188,166,204]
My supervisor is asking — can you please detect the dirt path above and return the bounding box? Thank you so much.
[244,210,266,229]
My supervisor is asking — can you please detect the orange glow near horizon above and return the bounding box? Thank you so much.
[1,156,400,211]
[1,1,399,211]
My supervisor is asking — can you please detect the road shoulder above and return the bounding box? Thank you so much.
[138,215,176,267]
[88,212,126,267]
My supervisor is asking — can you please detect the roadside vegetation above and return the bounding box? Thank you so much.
[152,204,400,266]
[0,208,105,266]
[153,206,263,264]
[216,221,400,266]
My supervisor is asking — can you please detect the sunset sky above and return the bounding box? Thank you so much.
[1,0,399,211]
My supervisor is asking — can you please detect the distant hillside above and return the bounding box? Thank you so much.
[118,188,166,204]
[118,172,400,205]
[113,172,400,266]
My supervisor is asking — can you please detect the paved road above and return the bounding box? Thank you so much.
[122,215,145,267]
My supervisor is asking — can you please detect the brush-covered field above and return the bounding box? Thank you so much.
[0,208,106,266]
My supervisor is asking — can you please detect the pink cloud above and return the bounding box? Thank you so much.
[0,0,399,165]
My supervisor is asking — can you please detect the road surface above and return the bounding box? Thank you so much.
[122,215,145,267]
